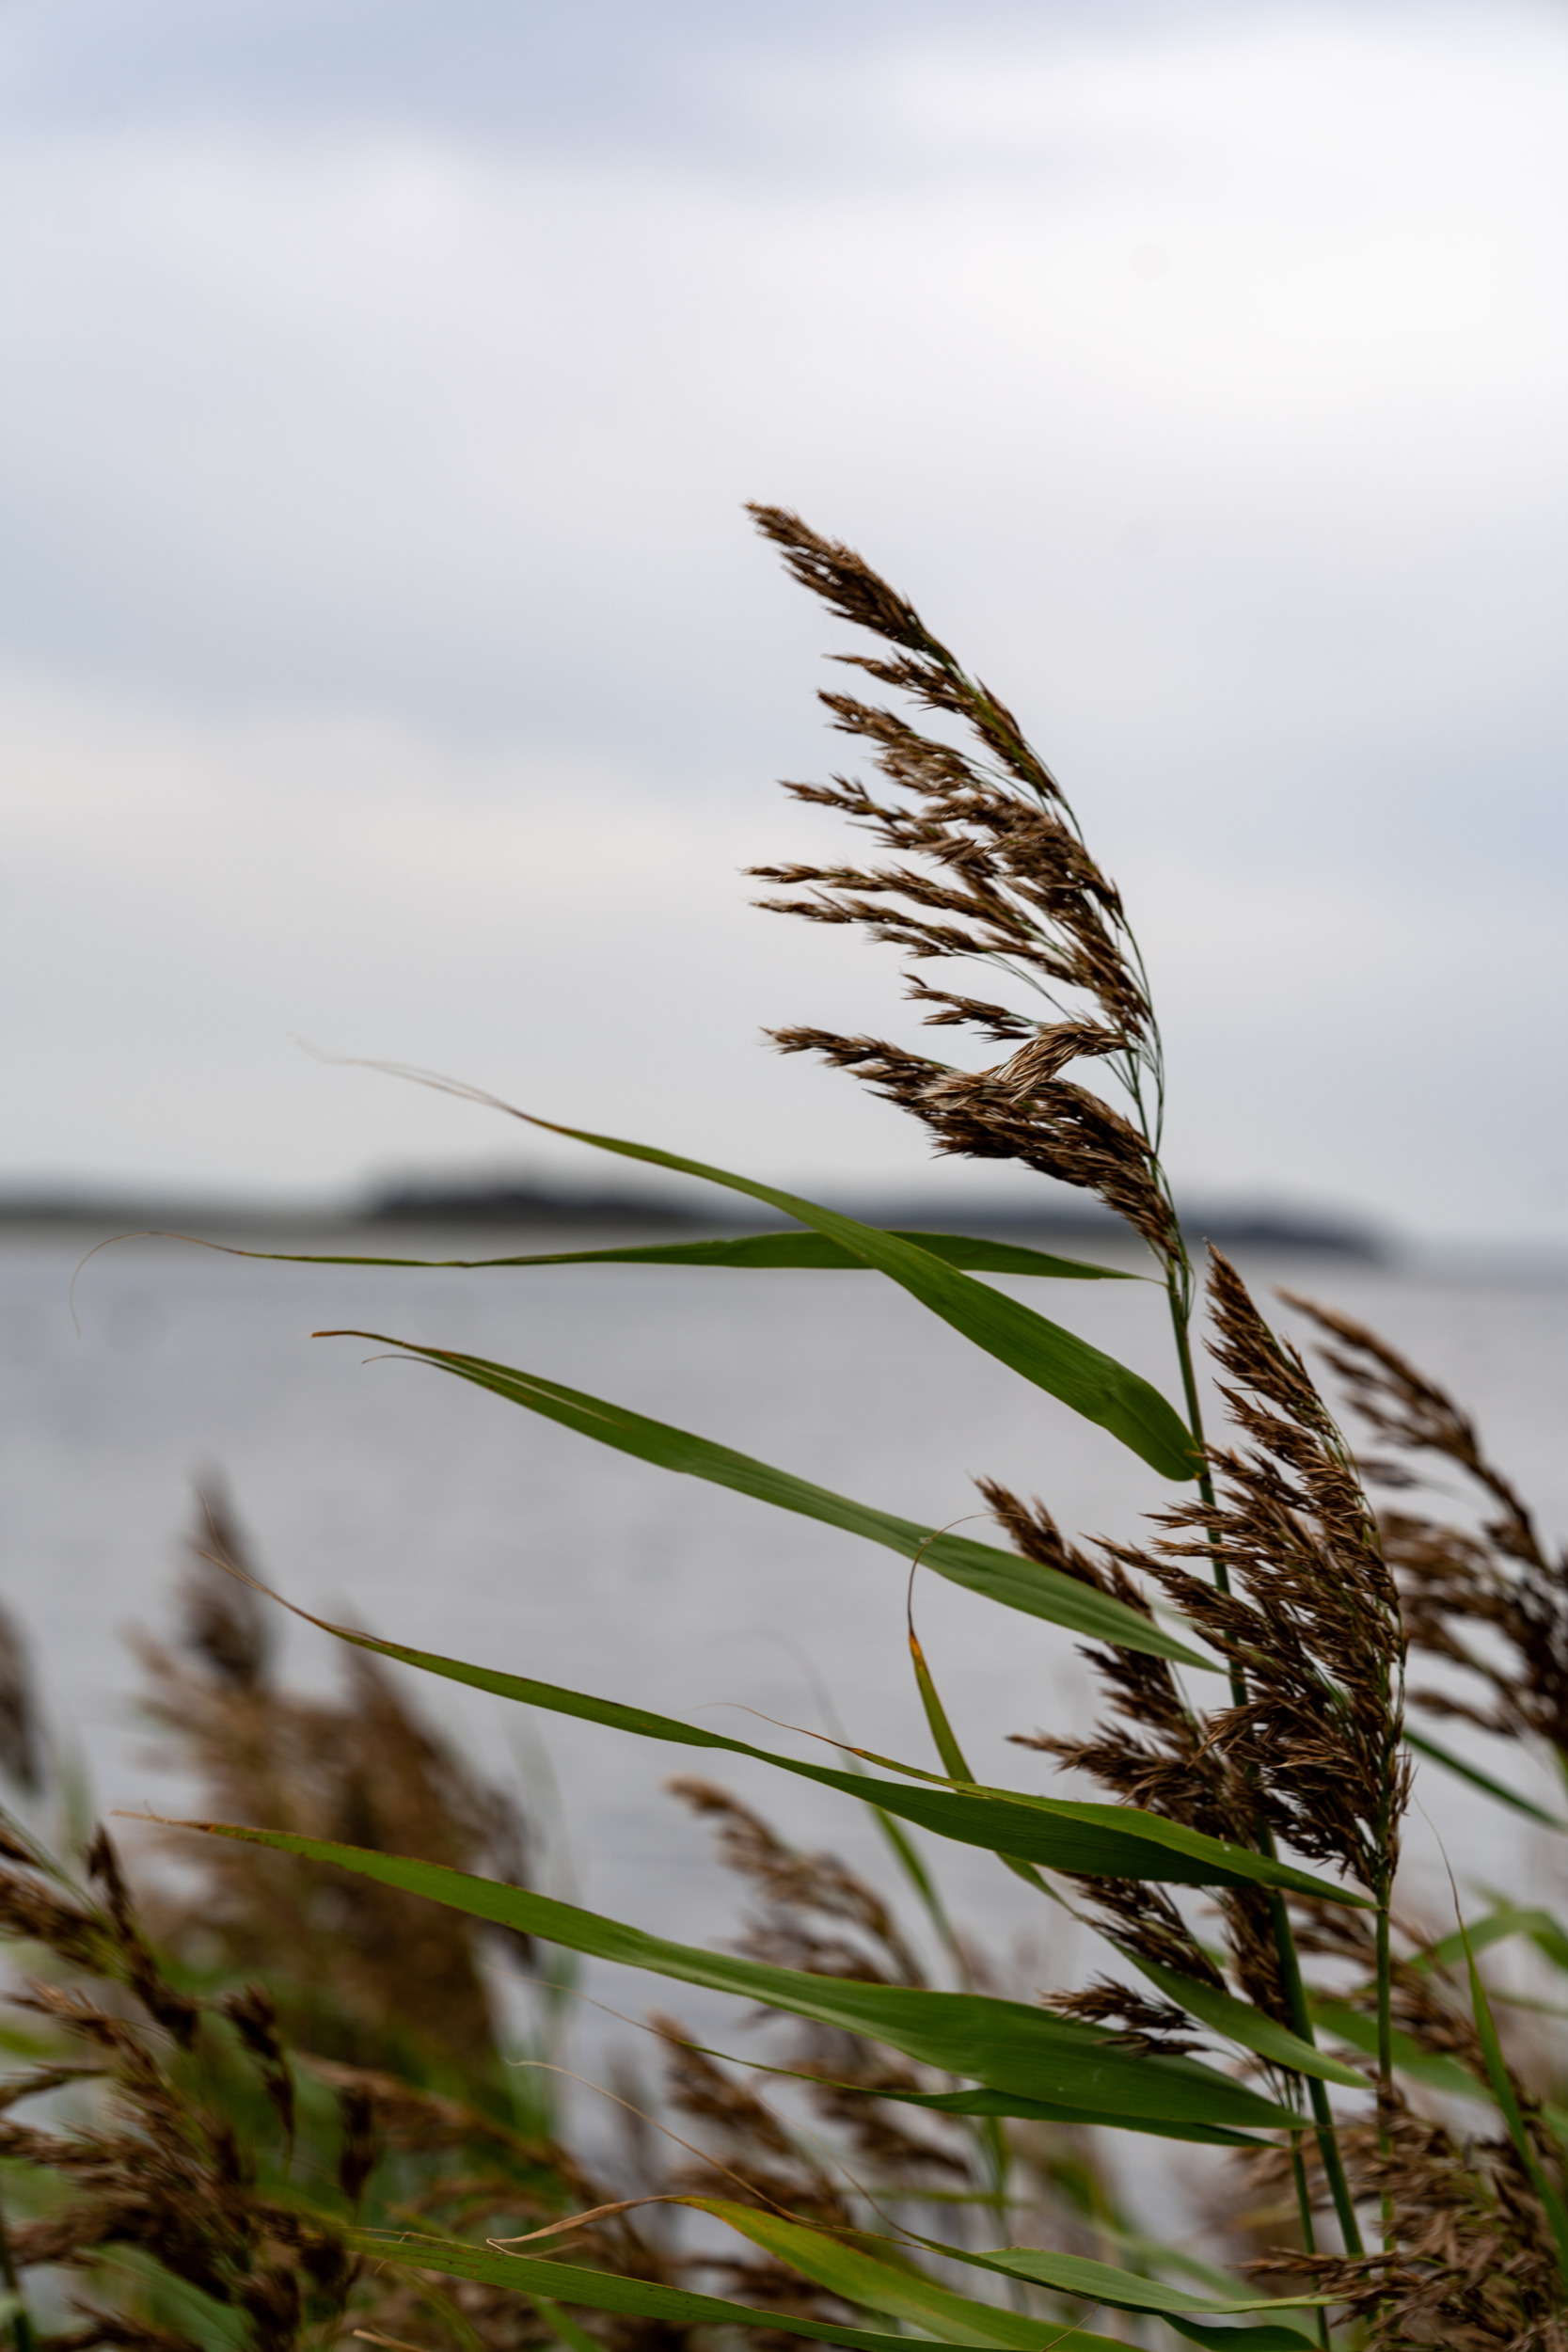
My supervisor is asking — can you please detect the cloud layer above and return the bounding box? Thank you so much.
[3,0,1565,1239]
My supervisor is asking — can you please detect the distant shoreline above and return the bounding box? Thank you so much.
[0,1181,1389,1258]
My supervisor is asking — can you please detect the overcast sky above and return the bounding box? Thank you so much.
[4,0,1566,1243]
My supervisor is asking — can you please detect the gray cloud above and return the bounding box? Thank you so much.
[1,0,1565,1240]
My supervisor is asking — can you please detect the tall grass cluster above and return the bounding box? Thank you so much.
[5,512,1568,2352]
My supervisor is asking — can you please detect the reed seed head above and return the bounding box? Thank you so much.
[749,505,1182,1265]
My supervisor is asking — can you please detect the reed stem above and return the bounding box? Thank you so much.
[1291,2137,1331,2351]
[1376,1893,1395,2249]
[1268,1888,1365,2258]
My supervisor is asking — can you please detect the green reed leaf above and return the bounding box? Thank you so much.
[1458,1905,1568,2285]
[578,2018,1263,2142]
[907,1623,1053,1897]
[699,2066,1262,2145]
[1161,2322,1319,2350]
[318,1334,1211,1664]
[1413,1903,1568,1979]
[407,1108,1197,1477]
[1127,1955,1368,2089]
[230,1230,1136,1279]
[93,2250,249,2352]
[1165,2314,1325,2352]
[1308,1999,1486,2104]
[678,2200,1067,2348]
[686,2200,1322,2347]
[343,2228,1117,2352]
[524,2296,604,2352]
[911,2102,1254,2144]
[1404,1728,1568,1830]
[910,1628,974,1789]
[281,1611,1364,1904]
[947,2245,1333,2321]
[177,1822,1303,2137]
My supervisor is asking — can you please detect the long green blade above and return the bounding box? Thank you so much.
[908,1624,1052,1897]
[686,2201,1327,2345]
[176,1821,1302,2136]
[319,1334,1210,1665]
[516,2021,1263,2144]
[1162,2323,1319,2351]
[1127,1955,1368,2090]
[290,1612,1363,1903]
[910,2094,1257,2145]
[1413,1904,1568,1979]
[343,2228,1119,2352]
[948,2246,1332,2320]
[681,2200,1064,2348]
[228,1230,1138,1279]
[1459,1909,1568,2284]
[1405,1727,1568,1830]
[389,1104,1196,1477]
[688,2044,1259,2141]
[1308,1999,1486,2104]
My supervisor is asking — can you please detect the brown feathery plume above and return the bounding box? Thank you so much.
[1250,2089,1568,2352]
[180,1482,273,1692]
[746,505,1184,1273]
[333,2079,381,2211]
[0,1604,41,1796]
[661,1775,1127,2276]
[0,1864,358,2352]
[1243,1867,1568,2350]
[1043,1978,1205,2056]
[83,1831,200,2050]
[135,1484,531,2076]
[664,1784,977,2183]
[219,1985,294,2144]
[653,2014,854,2226]
[665,1780,925,1988]
[0,1557,702,2352]
[1132,1254,1409,1903]
[991,1479,1282,2022]
[651,2013,881,2352]
[1282,1293,1568,1762]
[0,1804,690,2352]
[997,1252,1407,2265]
[1129,1252,1407,2258]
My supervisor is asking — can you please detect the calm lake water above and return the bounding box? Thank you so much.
[5,1219,1566,2191]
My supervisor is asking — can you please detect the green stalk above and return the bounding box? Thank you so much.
[1267,1887,1365,2259]
[1375,1887,1394,2251]
[1290,2137,1330,2352]
[1167,1270,1365,2263]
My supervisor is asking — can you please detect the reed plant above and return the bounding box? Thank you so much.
[0,1507,707,2352]
[11,511,1568,2352]
[0,1496,1121,2352]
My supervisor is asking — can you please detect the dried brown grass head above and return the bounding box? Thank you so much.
[0,1600,42,1794]
[1006,1255,1411,2055]
[992,1476,1283,2019]
[0,1836,357,2352]
[180,1481,274,1691]
[666,1778,923,1988]
[747,505,1180,1266]
[1132,1254,1408,1897]
[1286,1293,1568,1760]
[665,1780,1023,2227]
[137,1483,533,2079]
[1254,2090,1568,2352]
